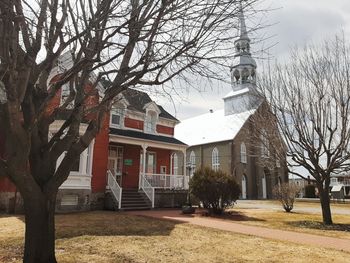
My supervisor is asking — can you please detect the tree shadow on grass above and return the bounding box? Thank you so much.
[198,209,266,222]
[287,220,350,232]
[55,210,183,239]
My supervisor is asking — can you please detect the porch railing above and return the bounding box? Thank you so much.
[107,170,122,209]
[143,173,189,190]
[140,174,155,208]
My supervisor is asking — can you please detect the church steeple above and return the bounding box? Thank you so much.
[223,2,260,116]
[230,2,257,90]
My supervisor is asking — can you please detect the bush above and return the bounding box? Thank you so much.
[305,184,316,198]
[189,167,240,215]
[273,183,300,212]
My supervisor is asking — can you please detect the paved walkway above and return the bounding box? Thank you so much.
[125,209,350,253]
[236,200,350,215]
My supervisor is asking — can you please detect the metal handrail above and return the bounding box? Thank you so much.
[141,174,155,208]
[107,170,122,209]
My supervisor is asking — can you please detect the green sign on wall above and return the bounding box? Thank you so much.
[124,159,133,166]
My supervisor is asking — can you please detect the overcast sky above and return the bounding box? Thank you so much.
[151,0,350,121]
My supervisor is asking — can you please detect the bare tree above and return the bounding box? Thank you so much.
[0,0,263,262]
[258,36,350,225]
[273,182,300,212]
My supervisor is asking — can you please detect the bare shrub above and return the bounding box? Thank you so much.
[273,183,300,212]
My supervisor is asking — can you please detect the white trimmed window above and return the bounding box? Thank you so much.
[60,83,74,109]
[189,151,196,175]
[212,147,220,171]
[61,195,78,206]
[240,142,247,164]
[144,110,157,134]
[57,142,94,176]
[110,107,124,128]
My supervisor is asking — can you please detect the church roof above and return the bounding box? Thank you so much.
[174,108,257,146]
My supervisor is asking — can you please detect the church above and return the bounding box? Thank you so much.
[175,8,288,199]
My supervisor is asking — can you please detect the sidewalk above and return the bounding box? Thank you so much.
[125,209,350,253]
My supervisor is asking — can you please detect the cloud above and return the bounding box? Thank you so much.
[262,0,348,60]
[158,0,350,121]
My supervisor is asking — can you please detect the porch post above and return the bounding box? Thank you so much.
[170,152,173,175]
[182,149,186,176]
[140,144,148,189]
[182,149,188,189]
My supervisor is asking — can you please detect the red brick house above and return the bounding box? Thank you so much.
[0,53,188,213]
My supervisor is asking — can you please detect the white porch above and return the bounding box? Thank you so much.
[107,133,188,208]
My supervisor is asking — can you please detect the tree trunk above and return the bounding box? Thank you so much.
[317,185,333,225]
[23,192,57,263]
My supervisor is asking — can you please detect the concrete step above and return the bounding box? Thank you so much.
[121,206,152,211]
[106,188,152,211]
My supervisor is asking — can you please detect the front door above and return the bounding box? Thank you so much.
[108,146,123,185]
[146,153,156,174]
[242,175,247,199]
[262,174,267,199]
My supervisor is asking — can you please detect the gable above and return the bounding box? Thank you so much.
[143,101,161,115]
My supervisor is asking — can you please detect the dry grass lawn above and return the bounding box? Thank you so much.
[1,211,350,263]
[229,201,350,239]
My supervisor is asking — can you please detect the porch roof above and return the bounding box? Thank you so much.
[109,128,187,146]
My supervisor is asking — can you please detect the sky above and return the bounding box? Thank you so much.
[151,0,350,121]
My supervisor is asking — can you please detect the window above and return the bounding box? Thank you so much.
[110,108,124,128]
[261,129,269,158]
[60,83,74,108]
[189,151,196,175]
[56,143,94,176]
[61,195,78,206]
[160,166,167,174]
[144,111,157,134]
[173,153,178,175]
[86,143,93,175]
[240,143,247,164]
[212,147,220,171]
[141,152,156,174]
[71,155,80,172]
[276,159,281,168]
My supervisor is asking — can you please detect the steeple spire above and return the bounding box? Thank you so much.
[238,1,249,41]
[223,1,261,116]
[230,1,257,90]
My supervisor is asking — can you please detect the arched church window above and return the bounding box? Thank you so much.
[189,151,196,176]
[212,147,220,171]
[240,142,247,164]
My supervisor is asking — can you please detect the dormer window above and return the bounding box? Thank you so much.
[110,107,124,128]
[144,110,157,134]
[143,102,161,134]
[60,83,74,109]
